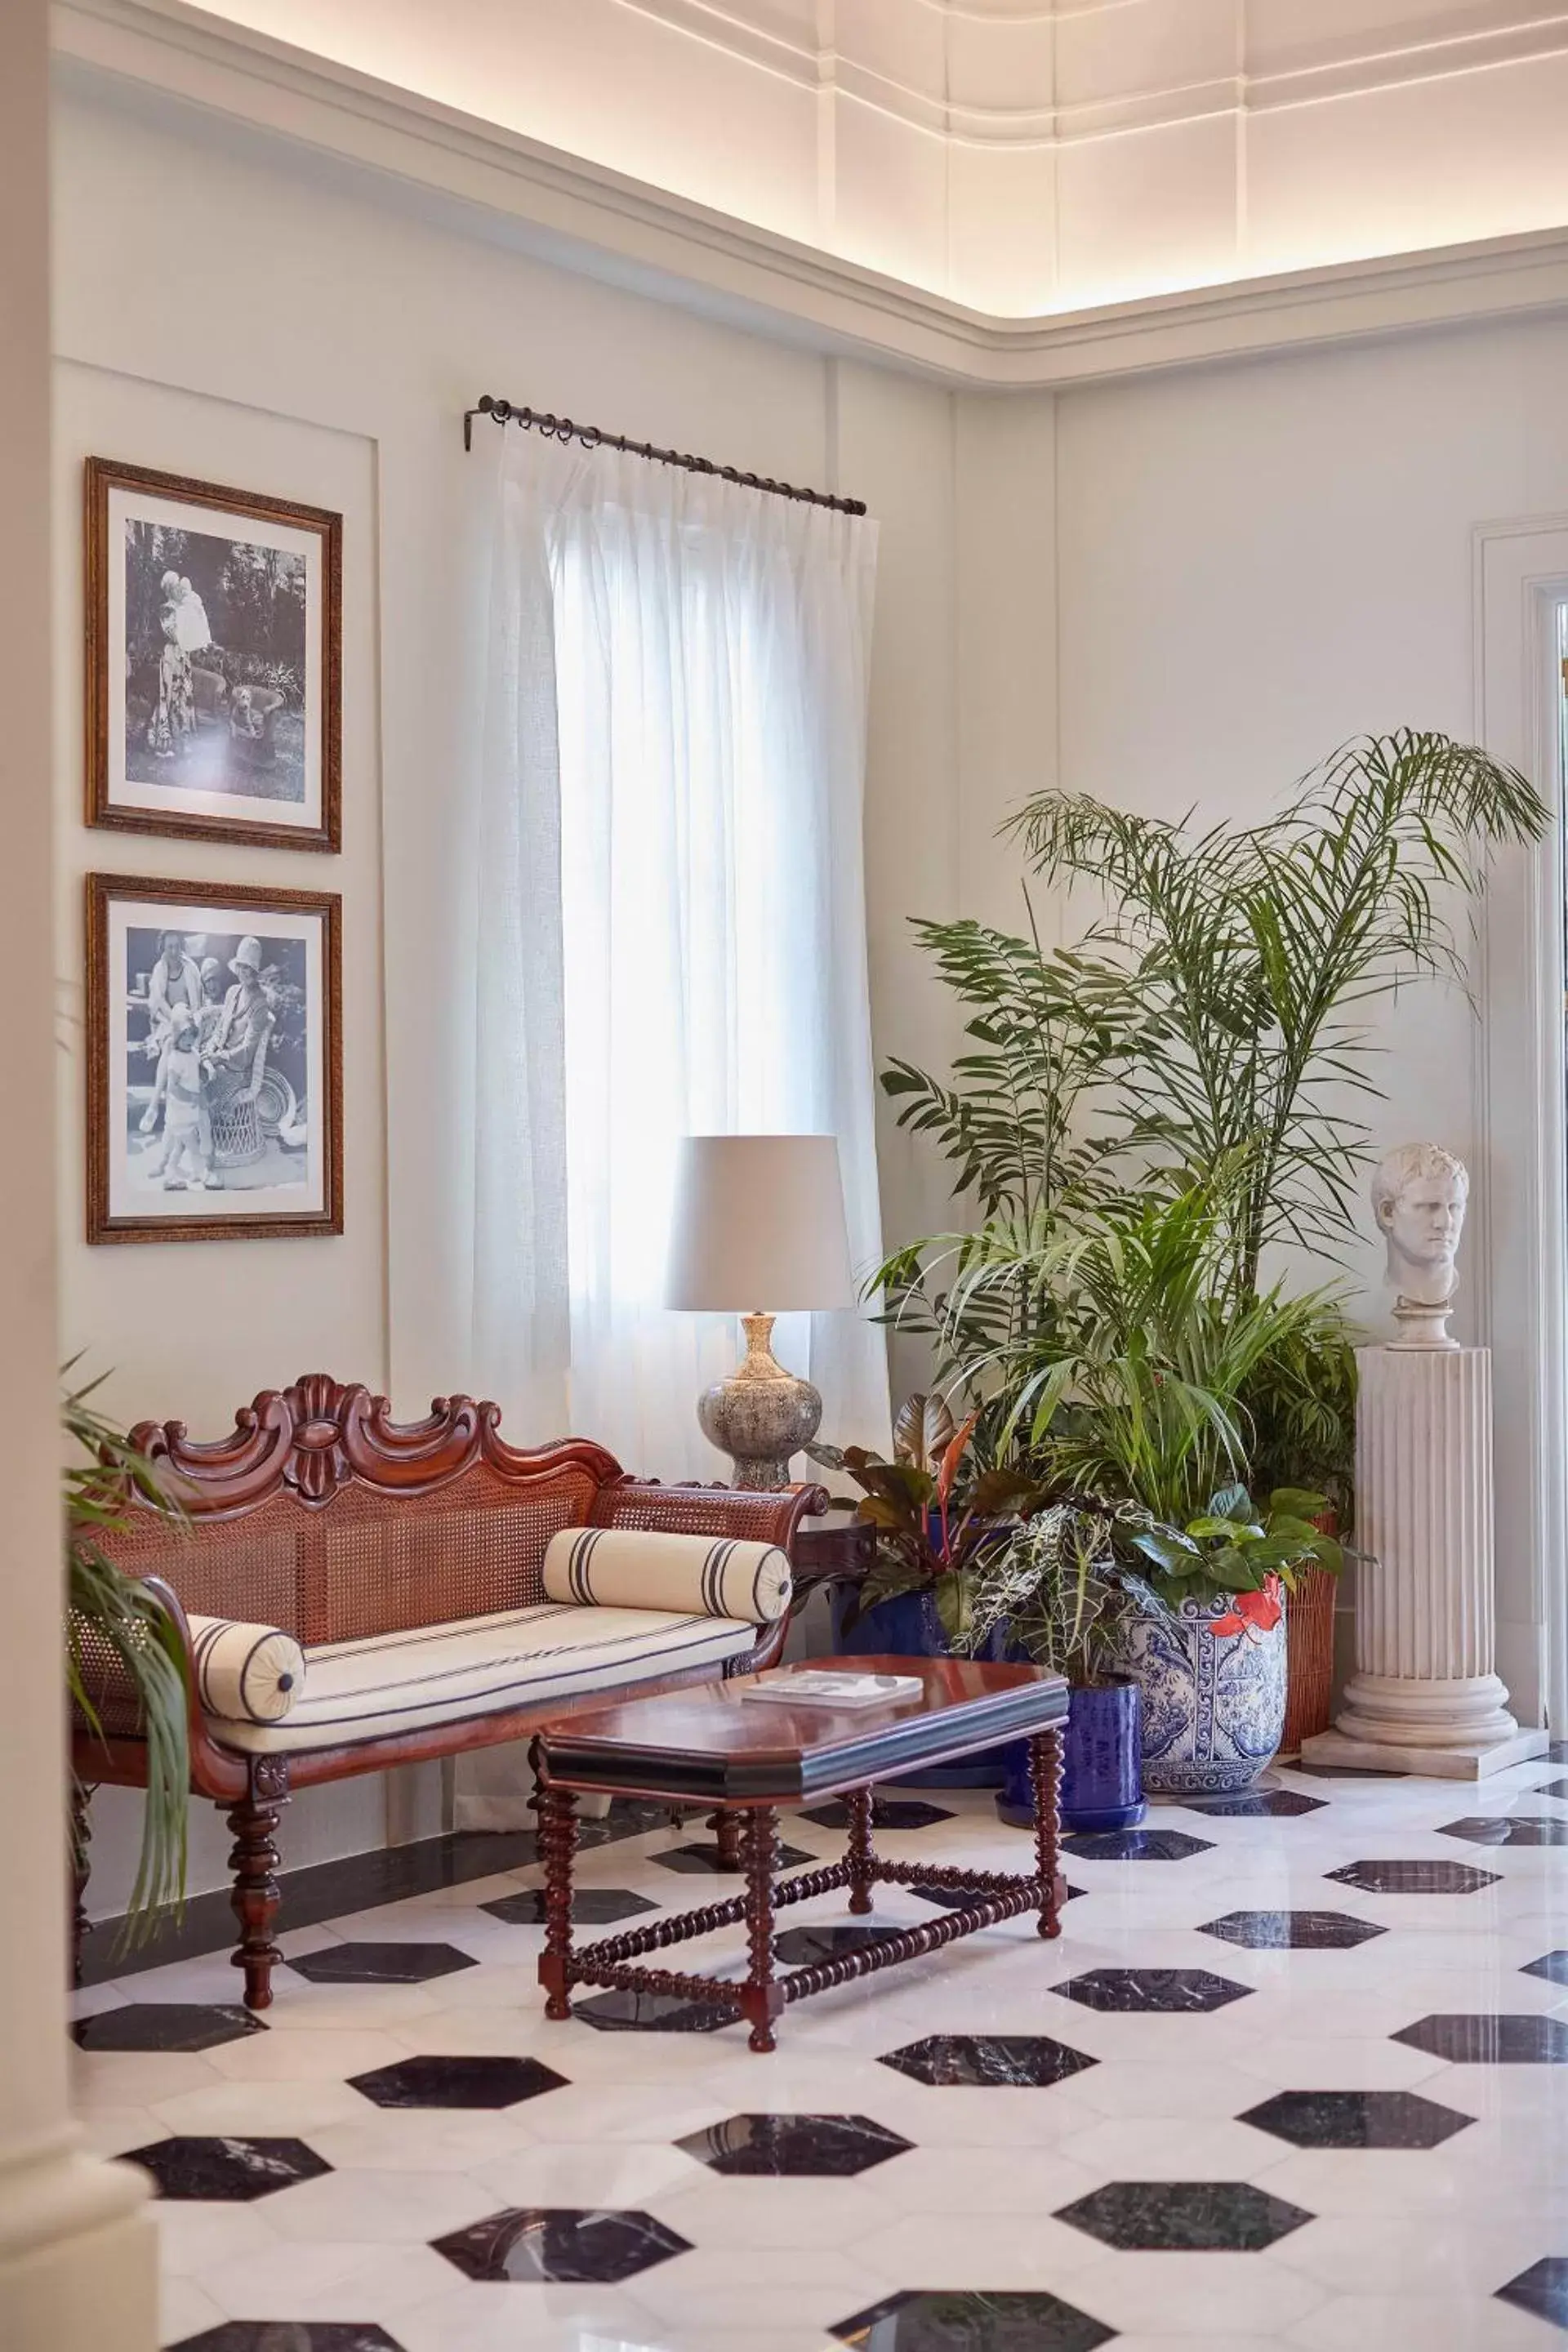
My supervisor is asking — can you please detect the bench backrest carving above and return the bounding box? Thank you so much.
[100,1374,817,1647]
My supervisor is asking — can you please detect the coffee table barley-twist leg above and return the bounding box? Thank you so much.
[845,1785,876,1916]
[537,1779,578,2019]
[741,1806,782,2054]
[1029,1728,1064,1940]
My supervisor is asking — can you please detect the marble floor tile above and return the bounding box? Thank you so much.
[75,1775,1563,2352]
[829,2286,1114,2350]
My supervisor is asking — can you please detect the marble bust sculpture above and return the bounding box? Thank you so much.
[1370,1141,1468,1348]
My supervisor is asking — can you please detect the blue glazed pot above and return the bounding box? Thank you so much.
[1118,1591,1286,1795]
[828,1583,1009,1786]
[996,1677,1147,1833]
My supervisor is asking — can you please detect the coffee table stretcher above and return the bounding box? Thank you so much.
[536,1726,1065,2054]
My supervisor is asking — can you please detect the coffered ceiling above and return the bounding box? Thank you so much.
[167,0,1568,314]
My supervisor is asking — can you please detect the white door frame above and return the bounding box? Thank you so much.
[1474,516,1568,1734]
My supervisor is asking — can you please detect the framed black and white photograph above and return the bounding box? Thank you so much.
[87,457,341,852]
[87,875,343,1244]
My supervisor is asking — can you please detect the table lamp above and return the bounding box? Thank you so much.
[666,1134,854,1489]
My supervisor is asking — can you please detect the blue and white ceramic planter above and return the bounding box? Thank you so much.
[1118,1592,1287,1795]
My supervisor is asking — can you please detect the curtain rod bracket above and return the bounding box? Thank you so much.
[462,392,866,516]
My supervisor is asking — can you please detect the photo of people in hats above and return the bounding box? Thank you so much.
[120,919,313,1205]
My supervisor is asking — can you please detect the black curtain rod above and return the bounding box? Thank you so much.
[463,393,866,517]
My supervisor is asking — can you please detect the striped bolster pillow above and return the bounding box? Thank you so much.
[187,1614,305,1725]
[542,1527,792,1626]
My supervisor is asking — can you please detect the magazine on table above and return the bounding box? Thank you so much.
[740,1668,924,1709]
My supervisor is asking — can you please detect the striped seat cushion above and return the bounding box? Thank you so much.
[207,1601,757,1755]
[543,1526,792,1624]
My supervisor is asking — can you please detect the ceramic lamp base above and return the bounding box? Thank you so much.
[697,1312,822,1490]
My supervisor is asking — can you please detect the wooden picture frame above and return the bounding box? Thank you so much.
[86,457,342,853]
[86,874,344,1244]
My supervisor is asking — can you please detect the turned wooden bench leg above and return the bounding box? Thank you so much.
[71,1780,94,1986]
[1030,1727,1065,1940]
[226,1756,289,2011]
[741,1806,783,2055]
[845,1784,875,1915]
[537,1776,578,2020]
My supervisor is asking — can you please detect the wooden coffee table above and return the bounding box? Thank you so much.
[533,1654,1069,2053]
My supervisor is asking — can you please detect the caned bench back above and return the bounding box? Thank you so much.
[100,1375,814,1649]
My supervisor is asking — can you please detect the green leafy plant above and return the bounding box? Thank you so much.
[915,1179,1342,1530]
[65,1370,189,1940]
[1125,1482,1342,1634]
[1007,731,1548,1298]
[960,1501,1129,1682]
[806,1416,1047,1646]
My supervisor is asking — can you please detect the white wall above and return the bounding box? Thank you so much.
[51,87,966,1904]
[1052,314,1568,1713]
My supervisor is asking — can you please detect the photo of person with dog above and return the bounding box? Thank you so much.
[87,459,341,851]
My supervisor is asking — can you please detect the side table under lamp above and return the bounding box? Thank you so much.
[666,1133,853,1489]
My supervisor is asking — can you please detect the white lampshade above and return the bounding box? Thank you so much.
[666,1134,855,1312]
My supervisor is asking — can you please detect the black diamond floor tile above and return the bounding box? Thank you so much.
[127,2135,331,2202]
[1289,1763,1405,1780]
[773,1922,902,1967]
[1200,1909,1388,1950]
[71,2002,264,2052]
[653,1839,814,1875]
[1239,2090,1475,2149]
[170,2330,404,2352]
[1063,1829,1214,1861]
[1181,1789,1327,1818]
[831,2287,1115,2350]
[1522,1952,1568,1985]
[574,1986,741,2034]
[1054,1967,1252,2013]
[287,1942,478,1986]
[799,1797,956,1831]
[431,2204,691,2283]
[910,1881,1085,1909]
[675,2112,912,2175]
[880,2034,1098,2089]
[1497,2257,1568,2330]
[481,1887,659,1927]
[1439,1815,1568,1848]
[1326,1860,1502,1894]
[347,2054,569,2109]
[1393,2013,1568,2063]
[1055,2180,1313,2251]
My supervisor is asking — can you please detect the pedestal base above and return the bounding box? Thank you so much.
[1299,1726,1549,1780]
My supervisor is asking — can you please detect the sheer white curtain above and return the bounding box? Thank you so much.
[459,425,889,1477]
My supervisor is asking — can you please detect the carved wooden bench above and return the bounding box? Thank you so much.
[74,1374,824,2009]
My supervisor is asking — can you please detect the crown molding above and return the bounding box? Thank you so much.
[51,0,1568,390]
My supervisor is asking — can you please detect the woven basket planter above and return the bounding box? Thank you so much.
[1280,1562,1339,1756]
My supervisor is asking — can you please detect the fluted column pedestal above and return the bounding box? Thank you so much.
[1301,1345,1547,1780]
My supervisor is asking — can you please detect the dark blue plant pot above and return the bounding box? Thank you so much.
[996,1676,1147,1833]
[828,1584,1009,1786]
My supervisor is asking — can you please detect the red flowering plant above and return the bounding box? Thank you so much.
[1122,1482,1341,1637]
[807,1407,1049,1646]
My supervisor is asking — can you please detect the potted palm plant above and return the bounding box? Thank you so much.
[66,1372,189,1952]
[874,731,1545,1794]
